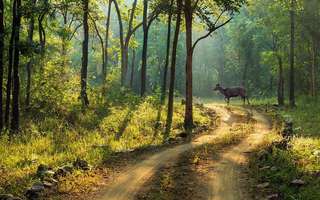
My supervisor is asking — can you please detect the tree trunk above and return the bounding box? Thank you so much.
[5,0,17,127]
[130,49,136,88]
[0,0,4,131]
[140,0,149,97]
[113,0,125,86]
[160,0,173,104]
[25,0,36,110]
[11,0,22,132]
[311,39,317,97]
[289,0,296,107]
[165,0,182,136]
[184,0,193,130]
[104,0,112,83]
[80,0,89,107]
[277,55,284,106]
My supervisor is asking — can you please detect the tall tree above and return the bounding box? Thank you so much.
[289,0,296,107]
[0,0,4,131]
[104,0,112,83]
[184,0,193,130]
[25,0,37,110]
[160,0,174,104]
[166,0,182,135]
[11,0,22,131]
[80,0,89,107]
[140,0,149,96]
[183,0,245,130]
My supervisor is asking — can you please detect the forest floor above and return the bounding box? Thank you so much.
[72,103,272,200]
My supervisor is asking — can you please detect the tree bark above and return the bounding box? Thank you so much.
[277,55,284,106]
[160,0,173,104]
[104,0,112,83]
[0,0,4,131]
[130,49,136,88]
[310,39,317,97]
[184,0,194,130]
[5,0,17,127]
[11,0,22,132]
[165,0,182,136]
[80,0,89,107]
[25,0,37,110]
[289,0,296,107]
[140,0,149,96]
[113,0,125,85]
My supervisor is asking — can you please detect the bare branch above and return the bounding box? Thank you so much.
[192,17,233,51]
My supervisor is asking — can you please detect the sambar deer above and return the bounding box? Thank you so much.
[213,84,250,105]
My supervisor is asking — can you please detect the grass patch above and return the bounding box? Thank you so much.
[0,75,210,197]
[248,97,320,200]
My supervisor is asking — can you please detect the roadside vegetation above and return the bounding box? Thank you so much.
[249,98,320,200]
[0,71,210,196]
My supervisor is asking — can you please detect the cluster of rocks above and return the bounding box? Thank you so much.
[1,158,91,200]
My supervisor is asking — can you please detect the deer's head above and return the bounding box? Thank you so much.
[213,84,222,91]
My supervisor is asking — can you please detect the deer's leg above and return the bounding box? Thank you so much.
[247,96,250,105]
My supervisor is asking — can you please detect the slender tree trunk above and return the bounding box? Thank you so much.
[5,0,17,127]
[311,39,317,97]
[184,0,194,130]
[0,0,4,131]
[11,0,22,132]
[130,49,136,88]
[61,13,68,66]
[160,0,173,104]
[289,0,296,107]
[104,0,112,82]
[80,0,89,107]
[113,0,125,85]
[165,0,182,136]
[25,0,36,110]
[277,55,284,106]
[140,0,149,96]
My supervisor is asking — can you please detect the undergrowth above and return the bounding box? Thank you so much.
[0,69,210,196]
[249,97,320,200]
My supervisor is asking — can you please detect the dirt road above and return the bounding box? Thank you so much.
[96,104,271,200]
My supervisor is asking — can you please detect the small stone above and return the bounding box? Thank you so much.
[290,179,305,186]
[256,182,270,188]
[42,181,54,188]
[259,166,271,170]
[30,183,45,192]
[62,165,74,173]
[270,166,277,171]
[266,194,279,200]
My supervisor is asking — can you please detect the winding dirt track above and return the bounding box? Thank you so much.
[96,104,271,200]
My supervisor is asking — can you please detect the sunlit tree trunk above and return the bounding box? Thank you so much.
[289,0,296,107]
[11,0,22,131]
[80,0,89,107]
[161,0,173,104]
[184,0,194,130]
[104,0,112,82]
[165,0,182,136]
[25,0,37,110]
[113,0,125,85]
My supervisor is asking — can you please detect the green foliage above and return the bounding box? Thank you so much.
[249,98,320,200]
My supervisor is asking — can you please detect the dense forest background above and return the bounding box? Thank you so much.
[0,0,320,198]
